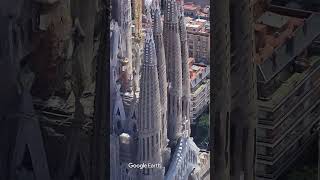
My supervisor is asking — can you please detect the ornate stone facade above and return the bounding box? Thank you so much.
[110,0,208,179]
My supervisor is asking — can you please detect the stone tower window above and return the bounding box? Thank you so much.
[151,136,154,148]
[133,124,137,132]
[117,121,121,131]
[147,137,150,159]
[156,133,159,144]
[142,138,145,160]
[132,111,136,120]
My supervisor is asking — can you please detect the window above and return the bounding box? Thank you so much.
[117,108,120,116]
[147,137,150,159]
[151,136,154,148]
[133,124,137,132]
[142,138,145,160]
[132,111,136,120]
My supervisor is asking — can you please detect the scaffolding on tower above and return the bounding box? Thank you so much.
[134,0,143,42]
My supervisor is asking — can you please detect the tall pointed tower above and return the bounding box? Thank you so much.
[163,0,183,146]
[137,9,165,179]
[150,0,171,168]
[177,0,191,136]
[150,0,169,149]
[119,0,133,91]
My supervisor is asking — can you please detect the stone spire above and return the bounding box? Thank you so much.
[110,20,121,133]
[151,0,168,148]
[177,1,191,136]
[137,10,164,179]
[163,0,183,146]
[119,0,133,91]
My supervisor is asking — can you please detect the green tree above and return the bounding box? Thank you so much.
[196,114,209,143]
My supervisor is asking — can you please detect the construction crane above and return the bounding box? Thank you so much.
[134,0,143,41]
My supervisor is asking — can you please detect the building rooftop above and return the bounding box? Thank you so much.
[258,11,290,28]
[184,2,200,11]
[255,11,304,64]
[189,58,208,81]
[186,18,209,33]
[255,5,320,83]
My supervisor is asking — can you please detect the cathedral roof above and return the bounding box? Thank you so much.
[166,137,200,179]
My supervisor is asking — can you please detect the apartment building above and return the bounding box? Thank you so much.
[189,58,210,123]
[185,18,210,64]
[254,5,320,180]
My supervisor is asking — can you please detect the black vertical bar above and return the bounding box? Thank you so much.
[91,0,110,179]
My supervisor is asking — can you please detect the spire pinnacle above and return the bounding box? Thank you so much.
[164,0,179,23]
[143,14,157,67]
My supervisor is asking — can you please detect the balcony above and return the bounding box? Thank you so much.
[257,130,318,180]
[257,103,320,161]
[257,81,320,142]
[258,56,320,124]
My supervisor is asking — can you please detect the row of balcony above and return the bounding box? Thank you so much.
[256,129,318,180]
[258,56,320,125]
[257,103,320,162]
[257,81,320,143]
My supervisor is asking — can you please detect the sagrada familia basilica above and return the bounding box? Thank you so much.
[110,0,209,179]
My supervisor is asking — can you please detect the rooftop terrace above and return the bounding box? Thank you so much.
[255,5,320,83]
[258,56,320,110]
[255,11,304,64]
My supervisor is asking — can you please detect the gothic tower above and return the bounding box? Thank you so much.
[177,0,191,136]
[150,0,168,150]
[163,0,183,147]
[150,0,172,169]
[137,11,165,179]
[120,0,133,91]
